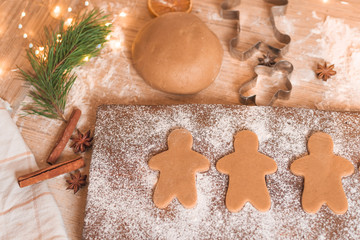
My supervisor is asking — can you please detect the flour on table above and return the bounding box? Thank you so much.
[312,11,322,20]
[83,105,360,239]
[309,17,360,110]
[207,12,222,21]
[274,15,295,35]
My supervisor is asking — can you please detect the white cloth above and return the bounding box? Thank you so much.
[0,99,68,240]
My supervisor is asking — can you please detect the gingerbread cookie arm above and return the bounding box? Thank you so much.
[216,155,234,175]
[290,157,309,176]
[193,152,210,172]
[335,156,354,176]
[148,152,167,171]
[260,154,277,174]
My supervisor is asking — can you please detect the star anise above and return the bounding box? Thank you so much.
[70,129,93,153]
[258,52,277,67]
[315,62,336,81]
[66,170,87,194]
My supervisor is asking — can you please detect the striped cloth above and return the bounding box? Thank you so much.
[0,99,68,240]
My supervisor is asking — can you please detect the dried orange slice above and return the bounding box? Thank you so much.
[148,0,192,17]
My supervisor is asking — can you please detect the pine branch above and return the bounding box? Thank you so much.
[19,9,112,121]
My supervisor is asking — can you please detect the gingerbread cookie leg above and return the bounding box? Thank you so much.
[301,187,324,214]
[153,179,175,209]
[326,187,348,214]
[225,180,248,212]
[177,181,197,208]
[250,185,272,212]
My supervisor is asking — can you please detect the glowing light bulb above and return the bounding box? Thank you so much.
[21,12,26,17]
[35,50,40,55]
[29,43,33,48]
[119,11,127,17]
[39,47,44,51]
[106,34,111,40]
[85,1,89,6]
[105,22,111,27]
[56,34,62,43]
[68,7,72,12]
[65,18,73,26]
[18,24,23,29]
[54,6,61,16]
[83,56,89,61]
[109,30,125,50]
[115,41,121,49]
[23,33,27,38]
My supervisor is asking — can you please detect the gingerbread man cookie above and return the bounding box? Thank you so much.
[290,132,354,214]
[148,128,210,209]
[216,130,277,212]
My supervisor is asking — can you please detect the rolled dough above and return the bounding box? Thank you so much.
[132,12,223,94]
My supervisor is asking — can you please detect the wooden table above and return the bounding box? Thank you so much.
[1,0,360,239]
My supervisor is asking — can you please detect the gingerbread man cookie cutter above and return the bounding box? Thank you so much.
[239,60,293,105]
[220,0,293,105]
[220,0,291,60]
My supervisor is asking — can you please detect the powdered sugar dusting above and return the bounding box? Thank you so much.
[309,17,360,111]
[83,105,360,239]
[274,15,296,35]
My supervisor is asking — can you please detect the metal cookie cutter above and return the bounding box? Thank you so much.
[220,0,293,105]
[239,60,293,105]
[220,0,291,60]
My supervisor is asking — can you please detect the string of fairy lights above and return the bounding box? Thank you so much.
[0,0,130,76]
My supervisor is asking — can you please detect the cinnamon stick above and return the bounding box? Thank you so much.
[47,108,81,165]
[18,157,85,188]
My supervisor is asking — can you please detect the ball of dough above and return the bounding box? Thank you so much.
[132,12,223,95]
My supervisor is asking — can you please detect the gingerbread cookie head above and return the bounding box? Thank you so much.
[234,130,259,152]
[307,132,333,155]
[168,128,193,149]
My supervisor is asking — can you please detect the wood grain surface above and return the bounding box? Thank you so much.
[1,0,360,239]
